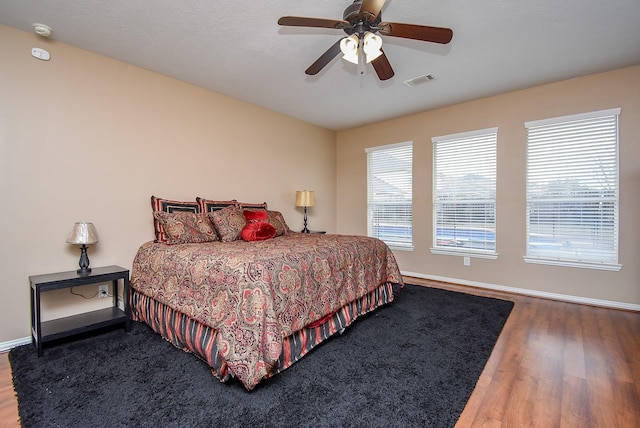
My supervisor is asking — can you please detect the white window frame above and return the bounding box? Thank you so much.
[366,141,413,250]
[431,128,498,258]
[524,108,621,271]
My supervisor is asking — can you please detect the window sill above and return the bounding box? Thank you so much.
[523,256,622,271]
[430,248,498,259]
[388,245,414,252]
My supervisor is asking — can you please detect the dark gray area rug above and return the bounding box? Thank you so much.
[10,284,513,428]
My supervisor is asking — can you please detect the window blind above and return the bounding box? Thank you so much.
[525,108,620,269]
[366,142,413,248]
[432,128,497,254]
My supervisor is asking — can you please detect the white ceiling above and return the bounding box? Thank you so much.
[1,0,639,130]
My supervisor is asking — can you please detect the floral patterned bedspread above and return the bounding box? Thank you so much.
[130,232,402,390]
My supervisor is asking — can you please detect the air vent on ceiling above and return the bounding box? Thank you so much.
[403,73,435,87]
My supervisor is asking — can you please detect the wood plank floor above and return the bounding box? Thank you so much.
[0,351,19,427]
[1,277,639,427]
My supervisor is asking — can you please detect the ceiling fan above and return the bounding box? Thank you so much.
[278,0,453,81]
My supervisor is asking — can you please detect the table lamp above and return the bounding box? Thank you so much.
[295,190,315,233]
[66,222,99,275]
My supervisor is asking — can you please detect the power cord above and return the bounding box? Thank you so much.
[70,287,100,299]
[69,288,123,308]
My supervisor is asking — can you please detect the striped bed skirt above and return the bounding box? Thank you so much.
[129,282,396,385]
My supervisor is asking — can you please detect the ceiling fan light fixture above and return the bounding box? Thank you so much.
[363,32,383,63]
[278,2,453,81]
[340,34,360,64]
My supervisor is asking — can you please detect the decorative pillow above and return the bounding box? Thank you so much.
[209,206,246,242]
[196,197,238,213]
[243,210,268,222]
[241,222,277,242]
[153,212,218,245]
[241,210,276,241]
[267,210,290,236]
[150,196,200,243]
[238,201,268,210]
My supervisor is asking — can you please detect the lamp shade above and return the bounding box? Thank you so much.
[340,34,360,65]
[66,222,99,245]
[363,32,383,63]
[295,190,315,207]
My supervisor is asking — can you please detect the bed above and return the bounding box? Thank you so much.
[129,197,403,390]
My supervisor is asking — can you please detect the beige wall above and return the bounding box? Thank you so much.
[0,25,337,343]
[337,65,640,307]
[2,22,638,345]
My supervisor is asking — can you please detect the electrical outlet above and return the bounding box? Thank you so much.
[98,284,109,298]
[464,256,471,266]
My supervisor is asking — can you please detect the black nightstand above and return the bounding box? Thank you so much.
[308,230,326,234]
[29,265,131,356]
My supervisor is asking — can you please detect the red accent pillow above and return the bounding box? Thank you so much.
[241,210,276,241]
[241,222,277,241]
[244,210,268,222]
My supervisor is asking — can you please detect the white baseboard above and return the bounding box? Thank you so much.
[0,336,31,353]
[402,271,640,312]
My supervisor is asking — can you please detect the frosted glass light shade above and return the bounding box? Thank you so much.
[340,32,383,65]
[295,190,315,207]
[340,34,360,64]
[66,222,99,244]
[363,32,383,63]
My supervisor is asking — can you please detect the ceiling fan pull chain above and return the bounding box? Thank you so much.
[358,37,366,75]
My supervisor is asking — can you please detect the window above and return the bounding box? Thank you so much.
[525,108,620,270]
[432,128,497,256]
[366,142,413,249]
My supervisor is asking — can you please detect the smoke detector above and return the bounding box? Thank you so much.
[33,23,53,38]
[403,73,435,87]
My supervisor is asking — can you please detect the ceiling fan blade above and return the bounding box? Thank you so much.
[278,16,349,30]
[359,0,386,22]
[379,22,453,44]
[305,39,343,75]
[371,49,394,81]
